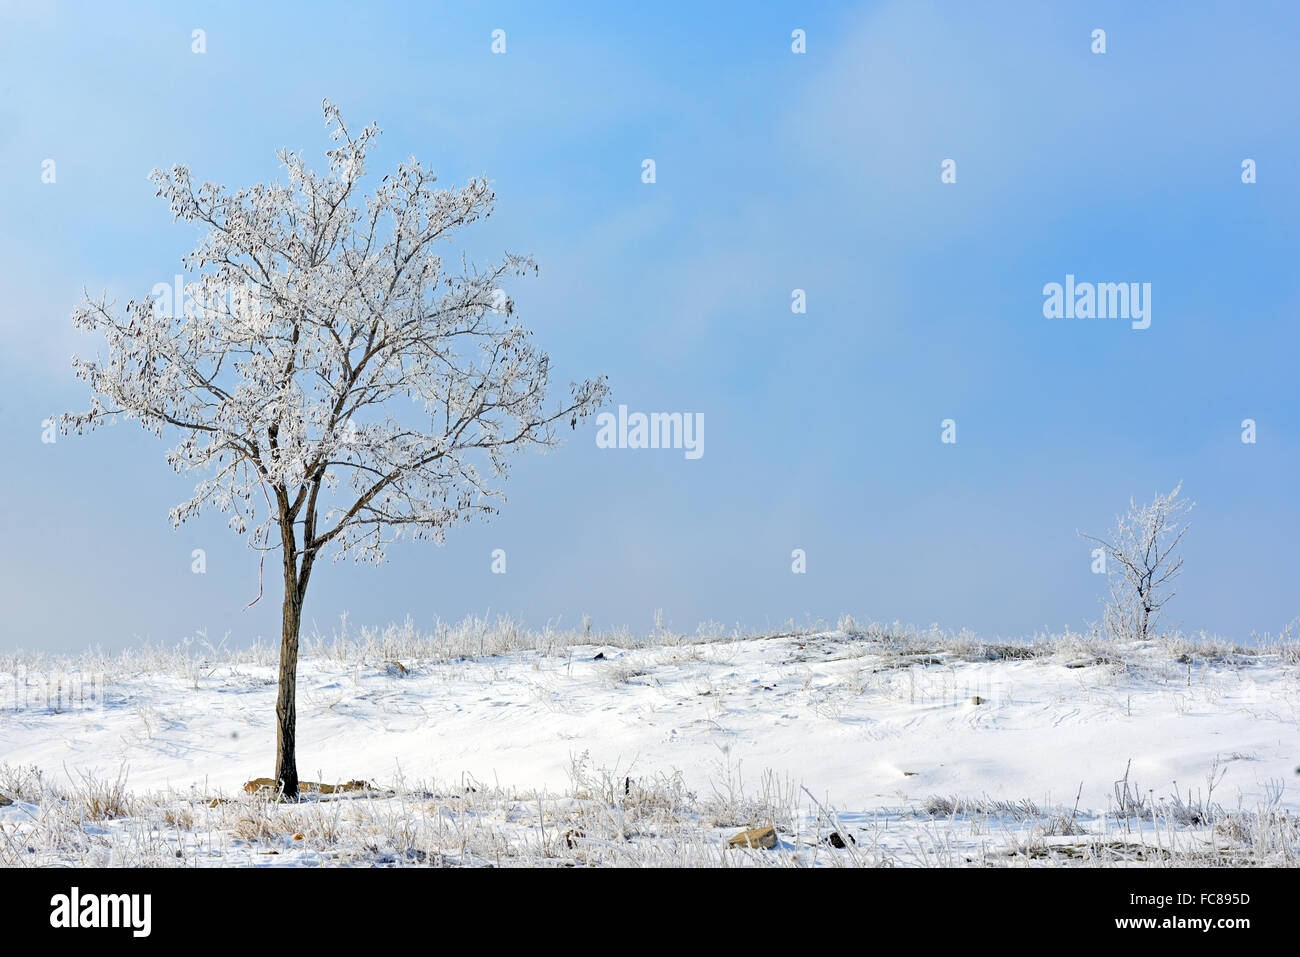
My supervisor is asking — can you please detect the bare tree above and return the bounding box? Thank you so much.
[62,100,610,797]
[1080,482,1193,642]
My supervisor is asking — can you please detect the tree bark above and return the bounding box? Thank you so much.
[274,554,303,799]
[272,503,316,801]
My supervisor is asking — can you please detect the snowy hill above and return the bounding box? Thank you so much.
[2,620,1297,866]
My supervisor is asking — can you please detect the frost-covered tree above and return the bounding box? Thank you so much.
[63,100,609,797]
[1080,483,1193,642]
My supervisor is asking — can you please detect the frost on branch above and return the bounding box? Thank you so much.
[63,99,610,567]
[1080,483,1194,643]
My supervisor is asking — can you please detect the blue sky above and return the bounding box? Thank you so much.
[1,1,1296,653]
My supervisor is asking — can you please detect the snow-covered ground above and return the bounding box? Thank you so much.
[2,620,1297,866]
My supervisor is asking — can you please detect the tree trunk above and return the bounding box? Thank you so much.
[1137,578,1151,642]
[274,539,312,800]
[274,572,302,799]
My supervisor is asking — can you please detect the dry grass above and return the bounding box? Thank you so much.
[1,756,1294,868]
[2,613,1294,688]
